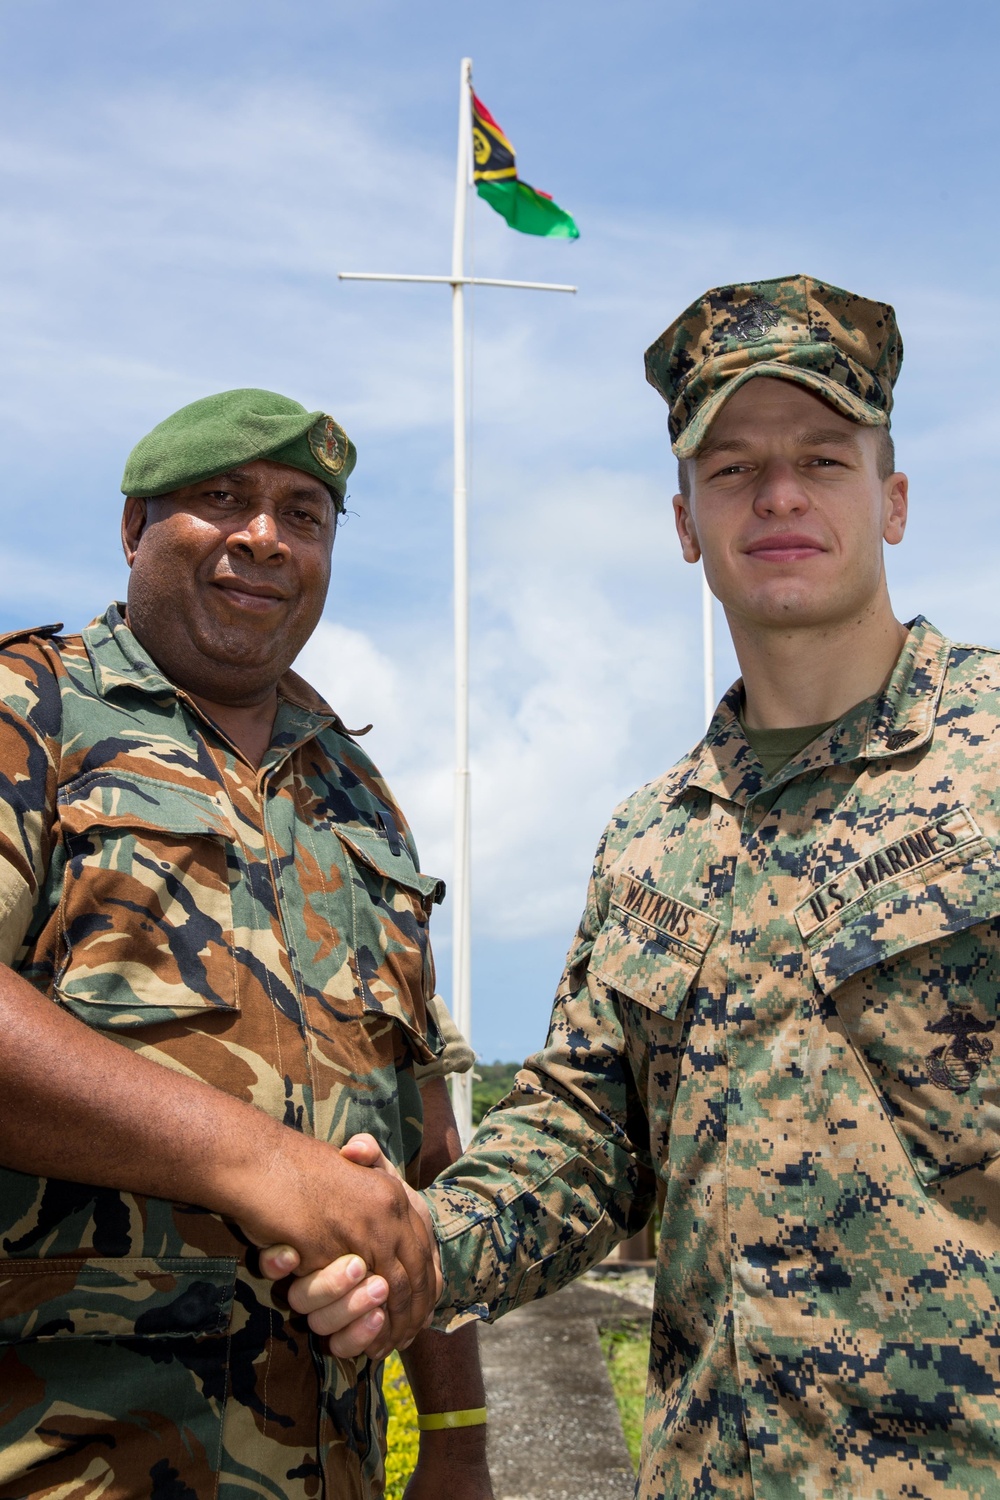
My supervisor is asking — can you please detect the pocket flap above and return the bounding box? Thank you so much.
[589,875,717,1018]
[795,808,999,994]
[53,771,239,1025]
[0,1256,237,1343]
[59,772,235,840]
[336,825,445,905]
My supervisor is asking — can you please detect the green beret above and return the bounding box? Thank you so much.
[121,388,357,507]
[644,275,902,458]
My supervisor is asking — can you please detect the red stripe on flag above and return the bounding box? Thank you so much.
[471,93,502,130]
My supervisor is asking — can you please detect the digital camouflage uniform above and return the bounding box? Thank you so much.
[428,617,1000,1497]
[0,604,450,1500]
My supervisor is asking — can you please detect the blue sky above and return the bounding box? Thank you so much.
[2,0,999,1058]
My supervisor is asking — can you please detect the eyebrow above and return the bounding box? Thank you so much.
[798,428,862,449]
[211,469,332,504]
[696,427,862,460]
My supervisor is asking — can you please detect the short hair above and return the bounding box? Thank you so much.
[677,424,896,499]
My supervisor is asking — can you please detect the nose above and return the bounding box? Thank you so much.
[753,459,808,519]
[227,507,289,564]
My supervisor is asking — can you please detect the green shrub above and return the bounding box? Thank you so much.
[383,1352,418,1498]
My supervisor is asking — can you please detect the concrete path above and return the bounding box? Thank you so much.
[478,1279,649,1500]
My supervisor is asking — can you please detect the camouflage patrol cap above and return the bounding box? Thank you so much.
[644,275,902,458]
[121,388,357,508]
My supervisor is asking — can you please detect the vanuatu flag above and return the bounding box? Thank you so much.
[471,94,579,240]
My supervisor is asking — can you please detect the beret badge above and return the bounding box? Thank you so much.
[308,415,348,477]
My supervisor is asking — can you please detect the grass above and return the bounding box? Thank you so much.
[598,1316,650,1471]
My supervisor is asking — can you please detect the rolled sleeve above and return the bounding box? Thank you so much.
[0,643,60,967]
[414,993,476,1085]
[423,828,656,1328]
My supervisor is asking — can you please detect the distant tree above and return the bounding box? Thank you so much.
[471,1062,520,1124]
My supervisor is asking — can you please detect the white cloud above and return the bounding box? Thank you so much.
[297,467,703,946]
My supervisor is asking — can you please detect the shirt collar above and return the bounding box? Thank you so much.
[84,602,177,698]
[83,602,342,749]
[680,615,950,807]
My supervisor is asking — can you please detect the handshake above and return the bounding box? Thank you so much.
[251,1132,443,1361]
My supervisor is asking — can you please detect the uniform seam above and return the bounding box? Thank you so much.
[237,806,285,1099]
[297,812,326,1118]
[211,1313,231,1498]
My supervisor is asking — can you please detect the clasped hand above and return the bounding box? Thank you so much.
[259,1133,440,1360]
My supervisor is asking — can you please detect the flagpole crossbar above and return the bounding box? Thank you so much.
[339,272,577,293]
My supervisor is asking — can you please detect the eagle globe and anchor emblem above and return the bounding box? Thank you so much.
[925,1003,995,1095]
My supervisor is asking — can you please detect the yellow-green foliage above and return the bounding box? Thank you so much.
[383,1352,419,1499]
[599,1321,649,1471]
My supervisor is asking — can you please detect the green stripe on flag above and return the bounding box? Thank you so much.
[476,179,579,239]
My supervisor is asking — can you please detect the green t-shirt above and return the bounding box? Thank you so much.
[741,718,837,779]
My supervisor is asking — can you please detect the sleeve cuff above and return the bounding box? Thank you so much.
[0,866,35,968]
[414,993,476,1084]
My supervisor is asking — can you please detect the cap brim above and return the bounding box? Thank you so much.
[672,363,888,459]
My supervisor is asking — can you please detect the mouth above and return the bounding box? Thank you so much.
[744,533,827,563]
[211,578,289,612]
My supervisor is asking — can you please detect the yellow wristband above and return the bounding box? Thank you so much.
[416,1406,487,1431]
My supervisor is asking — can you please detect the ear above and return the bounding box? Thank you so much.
[882,472,908,547]
[673,494,702,564]
[121,497,149,568]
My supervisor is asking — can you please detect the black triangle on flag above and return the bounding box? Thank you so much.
[472,94,517,183]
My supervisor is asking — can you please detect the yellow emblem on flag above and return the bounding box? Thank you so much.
[471,95,517,183]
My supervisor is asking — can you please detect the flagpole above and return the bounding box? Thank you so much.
[702,570,715,730]
[337,61,576,1148]
[450,56,474,1143]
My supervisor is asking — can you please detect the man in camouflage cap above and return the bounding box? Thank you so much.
[0,389,492,1499]
[296,277,1000,1495]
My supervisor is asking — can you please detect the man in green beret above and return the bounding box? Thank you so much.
[0,389,491,1499]
[290,277,1000,1495]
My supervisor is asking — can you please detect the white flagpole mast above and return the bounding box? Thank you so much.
[449,57,473,1142]
[339,56,576,1145]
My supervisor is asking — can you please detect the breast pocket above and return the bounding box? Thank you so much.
[589,873,718,1019]
[54,772,240,1028]
[334,824,445,1064]
[796,815,1000,1185]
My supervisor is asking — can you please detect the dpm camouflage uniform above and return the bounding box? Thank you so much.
[0,604,448,1500]
[428,616,1000,1498]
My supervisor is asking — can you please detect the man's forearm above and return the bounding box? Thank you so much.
[0,962,436,1343]
[0,960,278,1210]
[400,1323,486,1415]
[399,1325,489,1479]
